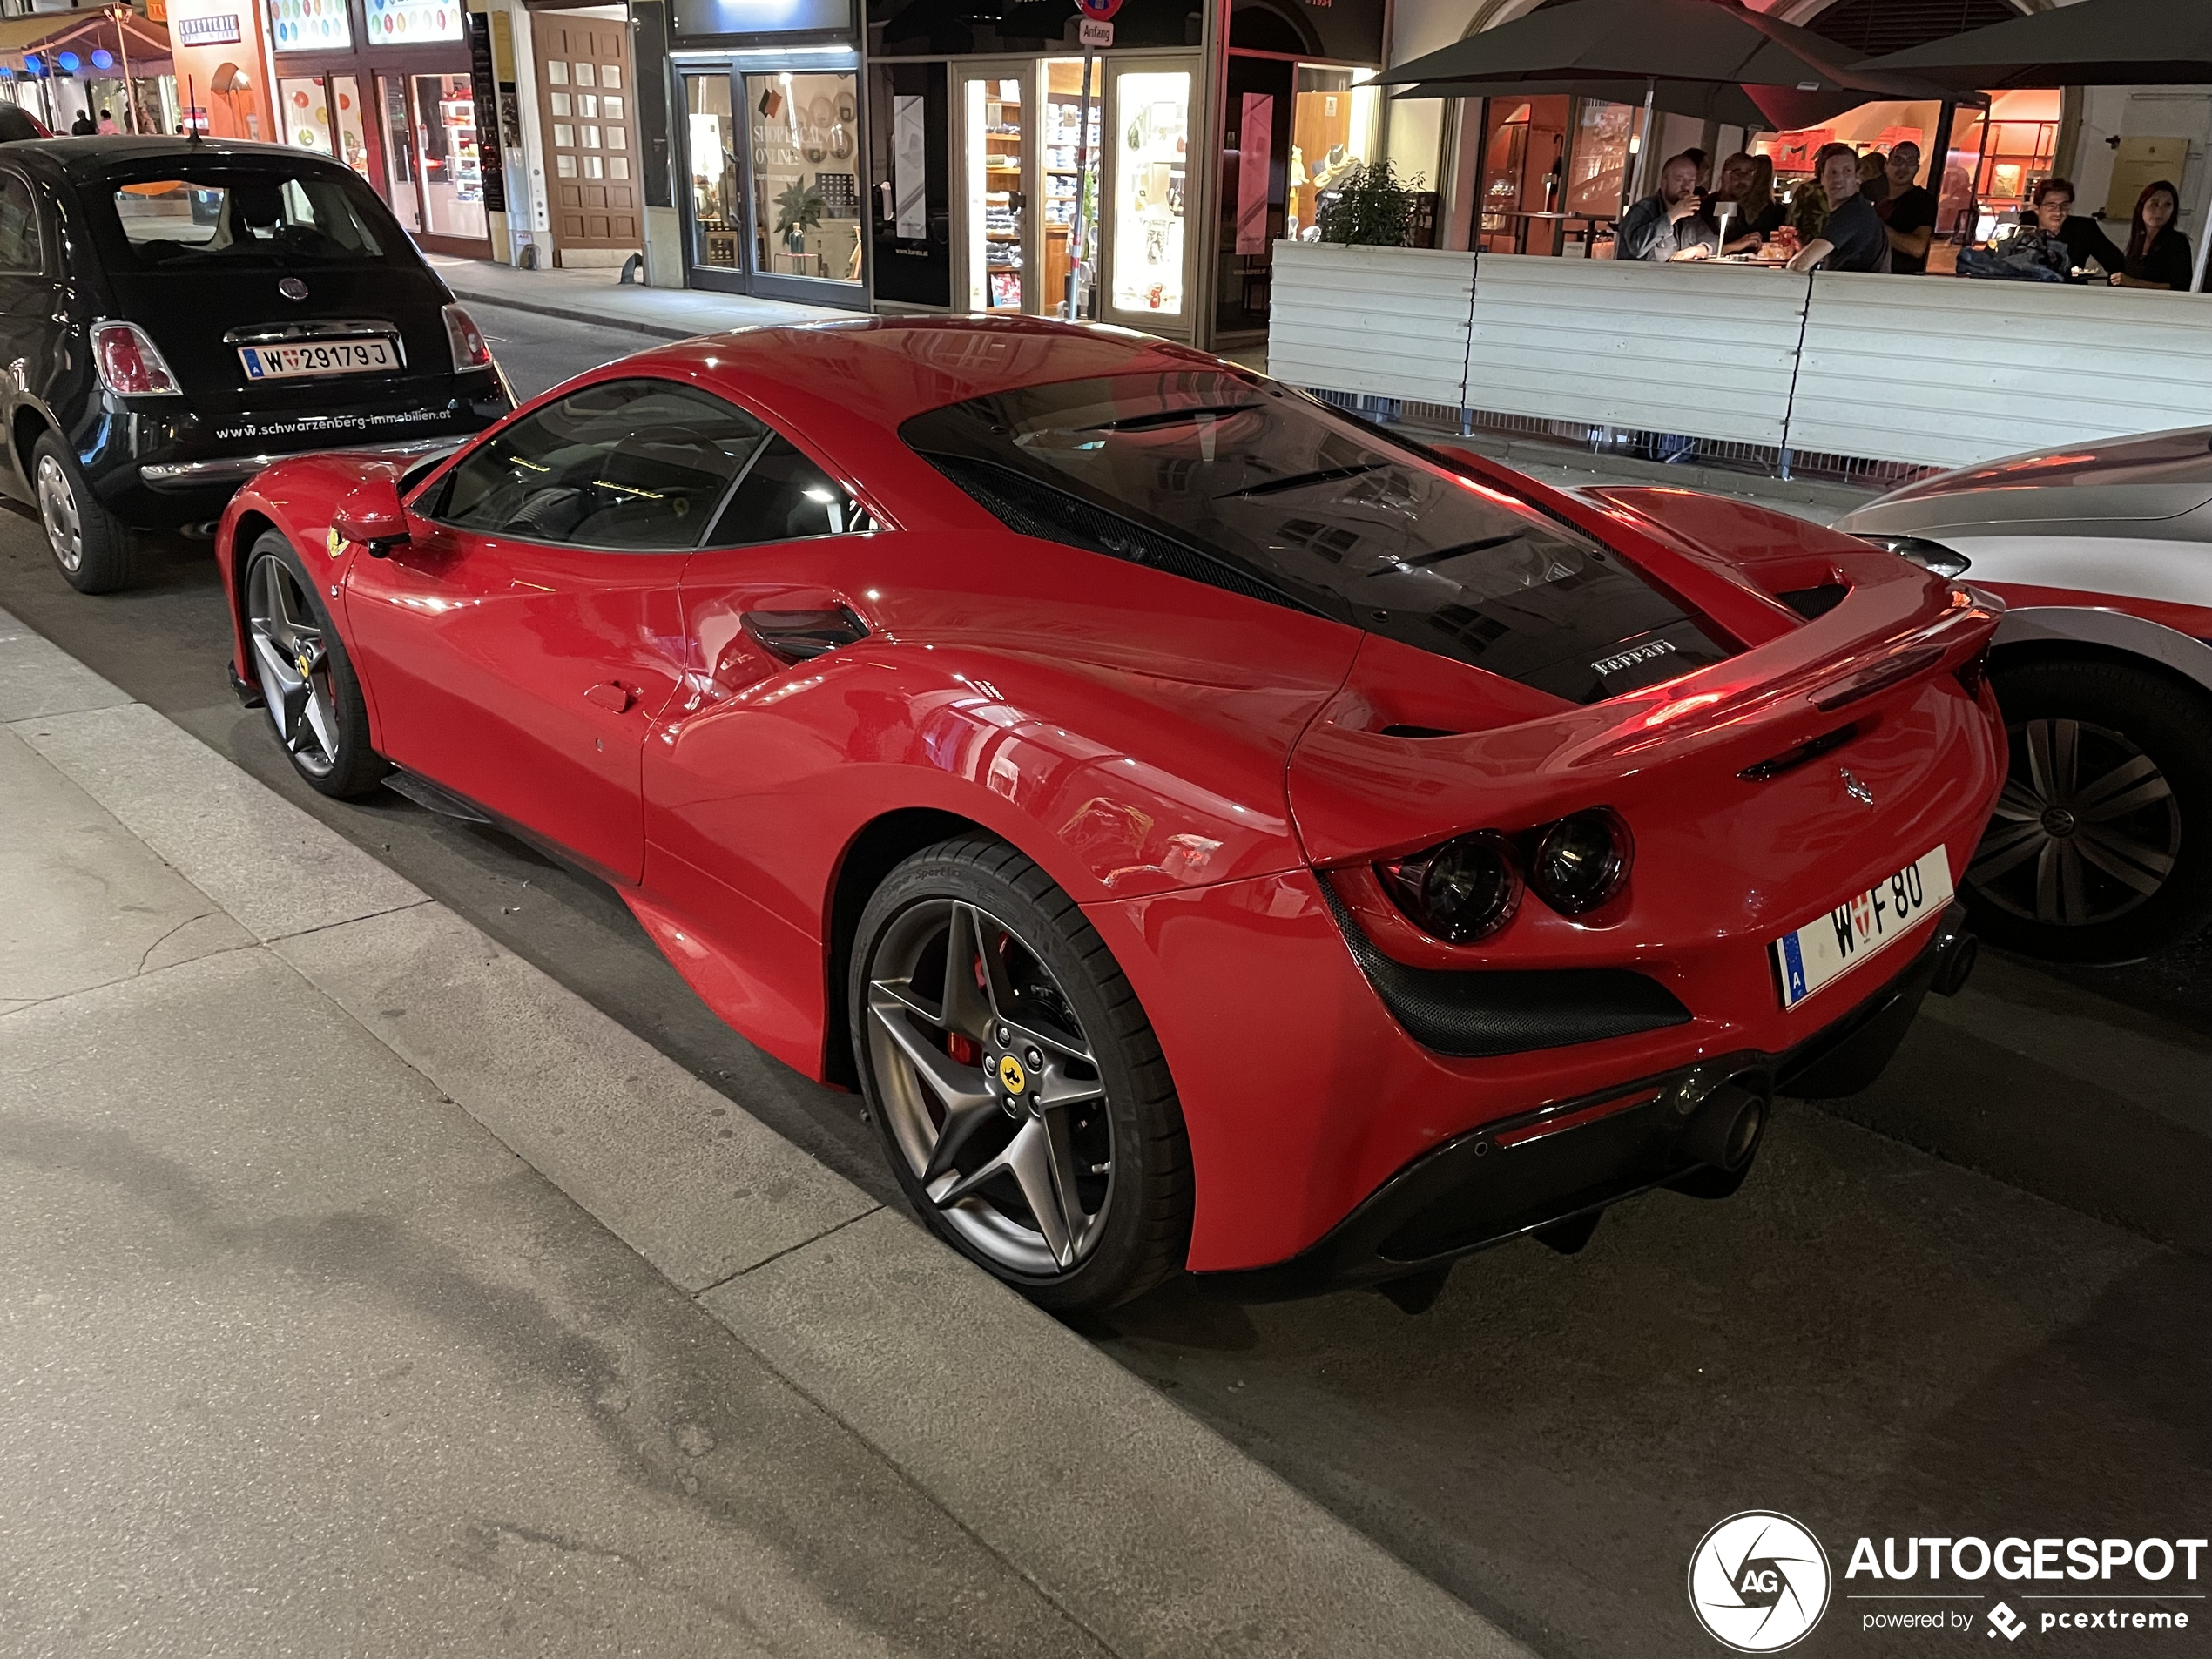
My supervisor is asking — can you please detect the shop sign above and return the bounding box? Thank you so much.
[268,0,353,53]
[1077,17,1112,47]
[363,0,464,45]
[670,0,853,40]
[176,12,244,46]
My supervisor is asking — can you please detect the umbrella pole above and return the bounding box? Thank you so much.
[2193,173,2212,293]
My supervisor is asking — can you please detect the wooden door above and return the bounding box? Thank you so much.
[534,14,640,265]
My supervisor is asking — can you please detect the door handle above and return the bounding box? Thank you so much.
[583,679,636,712]
[740,606,869,664]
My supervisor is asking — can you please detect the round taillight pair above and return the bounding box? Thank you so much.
[1377,810,1630,943]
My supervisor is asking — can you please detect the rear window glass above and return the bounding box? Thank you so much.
[106,171,389,265]
[900,371,1730,703]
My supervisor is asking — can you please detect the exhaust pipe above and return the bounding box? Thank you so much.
[1932,927,1978,997]
[1682,1082,1765,1173]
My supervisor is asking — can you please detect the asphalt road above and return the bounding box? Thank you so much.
[4,300,2207,1658]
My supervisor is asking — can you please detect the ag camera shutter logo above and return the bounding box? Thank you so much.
[1689,1511,1832,1652]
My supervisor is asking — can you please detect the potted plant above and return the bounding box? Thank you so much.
[1314,159,1423,248]
[774,179,826,254]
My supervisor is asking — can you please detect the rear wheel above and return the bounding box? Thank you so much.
[32,430,131,594]
[242,532,385,799]
[850,836,1190,1312]
[1965,658,2212,963]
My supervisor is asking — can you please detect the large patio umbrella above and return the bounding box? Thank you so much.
[1861,0,2212,89]
[1374,0,1956,103]
[1389,76,1876,136]
[1864,0,2212,288]
[1378,0,1961,214]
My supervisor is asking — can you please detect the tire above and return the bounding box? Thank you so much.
[849,835,1191,1312]
[31,430,132,594]
[239,531,386,799]
[1964,658,2212,963]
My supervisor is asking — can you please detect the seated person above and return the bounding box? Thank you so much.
[2114,179,2193,289]
[1876,142,1939,273]
[1702,152,1784,254]
[1616,153,1721,263]
[2021,177,2124,280]
[1787,144,1890,274]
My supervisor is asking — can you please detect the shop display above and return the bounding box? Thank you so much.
[1109,70,1186,315]
[365,0,462,44]
[747,71,863,285]
[267,0,351,52]
[964,75,1023,312]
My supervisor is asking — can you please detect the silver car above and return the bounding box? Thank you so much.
[1840,428,2212,963]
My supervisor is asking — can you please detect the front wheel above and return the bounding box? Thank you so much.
[242,532,386,799]
[1964,658,2212,963]
[850,836,1191,1312]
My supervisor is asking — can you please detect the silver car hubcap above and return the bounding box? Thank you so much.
[36,454,81,573]
[1970,716,2179,927]
[246,554,341,777]
[866,899,1112,1276]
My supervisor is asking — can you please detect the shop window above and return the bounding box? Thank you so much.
[1564,98,1632,219]
[749,70,863,286]
[280,76,335,157]
[685,70,739,270]
[1111,70,1188,314]
[1285,66,1375,243]
[963,74,1024,312]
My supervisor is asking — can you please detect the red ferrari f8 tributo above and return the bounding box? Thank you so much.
[217,317,2004,1311]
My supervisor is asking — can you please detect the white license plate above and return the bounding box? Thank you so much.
[238,338,398,380]
[1772,846,1954,1010]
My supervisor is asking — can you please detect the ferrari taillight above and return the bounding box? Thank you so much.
[91,320,181,396]
[1378,833,1521,944]
[442,303,493,372]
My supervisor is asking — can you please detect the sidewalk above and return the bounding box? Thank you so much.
[0,605,1527,1658]
[429,255,842,342]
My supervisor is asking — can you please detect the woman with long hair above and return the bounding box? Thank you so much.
[2114,179,2192,289]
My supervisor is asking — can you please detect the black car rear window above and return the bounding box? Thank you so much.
[102,165,394,266]
[900,370,1731,705]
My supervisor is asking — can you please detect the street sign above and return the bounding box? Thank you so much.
[1075,0,1121,20]
[1077,17,1112,46]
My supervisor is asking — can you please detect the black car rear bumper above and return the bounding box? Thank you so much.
[1198,904,1973,1301]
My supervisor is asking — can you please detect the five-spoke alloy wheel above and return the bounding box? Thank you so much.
[242,532,385,798]
[1966,659,2212,962]
[852,837,1190,1311]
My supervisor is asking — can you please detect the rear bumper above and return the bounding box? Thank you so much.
[1196,903,1971,1299]
[140,435,466,489]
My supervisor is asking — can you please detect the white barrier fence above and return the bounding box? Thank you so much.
[1266,243,2212,471]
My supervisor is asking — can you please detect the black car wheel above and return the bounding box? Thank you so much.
[242,531,386,799]
[32,431,132,594]
[850,835,1191,1312]
[1966,658,2212,963]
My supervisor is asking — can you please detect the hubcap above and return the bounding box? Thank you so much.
[865,899,1111,1276]
[36,454,81,573]
[245,554,341,778]
[1969,716,2179,927]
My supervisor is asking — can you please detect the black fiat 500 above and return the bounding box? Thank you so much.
[0,136,511,592]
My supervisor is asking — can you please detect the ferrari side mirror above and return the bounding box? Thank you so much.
[332,476,410,558]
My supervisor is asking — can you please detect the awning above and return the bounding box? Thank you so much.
[0,11,173,78]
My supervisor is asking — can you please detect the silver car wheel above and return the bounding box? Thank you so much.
[1969,716,2180,927]
[245,553,341,778]
[35,452,81,574]
[864,898,1113,1277]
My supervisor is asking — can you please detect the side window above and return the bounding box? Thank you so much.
[0,173,42,275]
[706,435,874,547]
[432,378,766,550]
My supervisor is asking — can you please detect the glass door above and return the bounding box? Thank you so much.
[1042,58,1101,318]
[375,72,421,234]
[684,70,745,288]
[744,69,866,299]
[1103,58,1194,332]
[960,65,1029,314]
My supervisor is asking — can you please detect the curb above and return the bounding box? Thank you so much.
[445,280,700,342]
[0,603,1530,1659]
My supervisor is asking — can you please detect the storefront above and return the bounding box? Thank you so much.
[672,0,868,308]
[0,12,177,136]
[264,0,496,257]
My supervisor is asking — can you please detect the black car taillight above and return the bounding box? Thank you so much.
[1379,833,1521,944]
[91,320,181,396]
[1529,810,1632,915]
[442,303,493,372]
[1858,533,1972,579]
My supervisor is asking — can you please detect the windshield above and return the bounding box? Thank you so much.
[900,370,1729,704]
[104,167,393,266]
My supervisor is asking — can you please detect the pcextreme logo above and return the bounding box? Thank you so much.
[1688,1511,1833,1652]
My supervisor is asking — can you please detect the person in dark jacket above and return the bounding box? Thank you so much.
[2023,177,2124,280]
[68,111,95,136]
[1877,142,1939,273]
[2113,179,2192,289]
[1788,144,1889,274]
[1615,152,1721,262]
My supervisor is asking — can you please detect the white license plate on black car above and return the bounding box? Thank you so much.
[1773,846,1953,1010]
[238,339,397,380]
